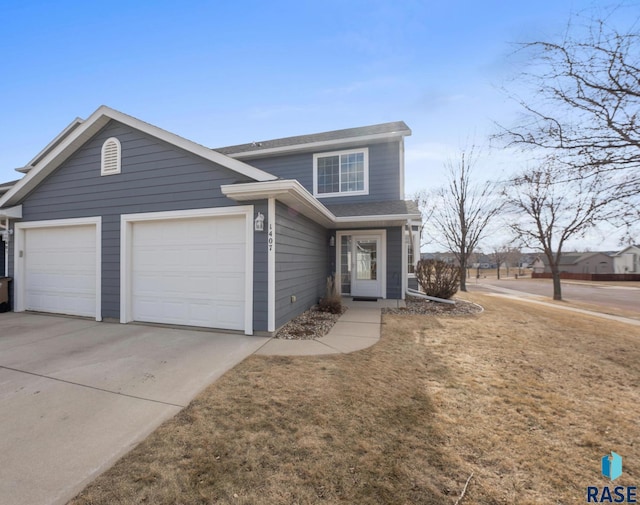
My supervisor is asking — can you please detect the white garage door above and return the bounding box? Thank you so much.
[131,215,246,330]
[24,225,97,317]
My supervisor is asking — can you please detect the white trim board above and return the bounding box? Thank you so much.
[13,217,102,321]
[0,106,278,208]
[120,206,254,335]
[335,229,387,299]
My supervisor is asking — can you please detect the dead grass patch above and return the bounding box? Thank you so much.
[70,294,639,504]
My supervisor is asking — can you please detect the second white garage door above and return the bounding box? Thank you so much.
[130,214,246,330]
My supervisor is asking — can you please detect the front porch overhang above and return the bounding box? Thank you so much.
[0,205,23,219]
[221,180,421,229]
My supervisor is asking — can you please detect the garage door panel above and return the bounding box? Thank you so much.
[130,214,247,330]
[24,225,97,318]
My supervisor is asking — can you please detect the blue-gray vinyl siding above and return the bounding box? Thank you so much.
[275,202,328,329]
[386,227,402,299]
[246,141,401,204]
[11,119,269,329]
[408,277,418,290]
[0,239,5,277]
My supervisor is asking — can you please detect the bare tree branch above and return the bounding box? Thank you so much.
[418,147,503,291]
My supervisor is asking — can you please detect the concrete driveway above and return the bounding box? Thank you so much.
[0,312,269,505]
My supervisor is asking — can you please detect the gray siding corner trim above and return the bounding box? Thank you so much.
[274,202,328,329]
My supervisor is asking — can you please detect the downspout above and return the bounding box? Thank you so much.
[406,287,456,305]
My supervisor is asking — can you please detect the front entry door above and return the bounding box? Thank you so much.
[351,236,382,298]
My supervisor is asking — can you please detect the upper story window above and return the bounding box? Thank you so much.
[313,148,368,197]
[101,137,121,176]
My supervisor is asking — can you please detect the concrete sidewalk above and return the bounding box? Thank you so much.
[478,284,640,327]
[256,298,404,356]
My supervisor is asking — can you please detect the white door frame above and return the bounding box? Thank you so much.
[14,217,102,321]
[120,206,254,335]
[336,229,386,298]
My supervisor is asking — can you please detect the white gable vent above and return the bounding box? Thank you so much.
[101,137,121,176]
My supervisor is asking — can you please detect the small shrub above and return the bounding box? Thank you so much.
[415,259,460,299]
[318,276,342,314]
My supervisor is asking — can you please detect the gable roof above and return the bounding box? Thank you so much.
[216,121,411,159]
[0,179,20,195]
[0,106,277,208]
[613,245,640,256]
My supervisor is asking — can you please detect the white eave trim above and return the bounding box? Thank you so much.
[0,205,22,218]
[222,180,422,230]
[334,213,421,224]
[0,105,277,208]
[222,180,336,228]
[224,131,411,159]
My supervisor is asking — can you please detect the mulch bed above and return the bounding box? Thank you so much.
[275,296,482,340]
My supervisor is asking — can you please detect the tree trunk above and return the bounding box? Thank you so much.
[497,265,501,280]
[551,267,562,300]
[459,258,467,292]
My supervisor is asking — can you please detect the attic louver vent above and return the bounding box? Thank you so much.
[101,137,121,176]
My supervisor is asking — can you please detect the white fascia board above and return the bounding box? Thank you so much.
[225,131,411,159]
[222,180,336,227]
[0,105,277,207]
[334,213,421,224]
[0,205,23,218]
[25,117,85,169]
[101,107,277,182]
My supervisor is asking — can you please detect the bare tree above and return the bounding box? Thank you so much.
[419,147,502,291]
[497,6,640,233]
[489,243,519,279]
[502,159,614,300]
[504,246,522,277]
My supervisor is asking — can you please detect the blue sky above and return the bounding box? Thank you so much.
[0,0,627,248]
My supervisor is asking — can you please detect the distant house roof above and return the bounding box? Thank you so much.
[215,121,411,158]
[540,252,613,266]
[613,245,640,256]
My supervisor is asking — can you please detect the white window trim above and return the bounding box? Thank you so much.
[13,217,102,321]
[406,229,418,279]
[120,206,254,335]
[101,137,121,176]
[313,147,369,198]
[335,229,386,299]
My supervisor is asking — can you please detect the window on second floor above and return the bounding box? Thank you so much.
[313,148,368,197]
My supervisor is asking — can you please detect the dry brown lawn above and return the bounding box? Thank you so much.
[70,294,639,505]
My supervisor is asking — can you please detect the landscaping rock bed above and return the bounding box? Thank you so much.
[275,296,482,341]
[275,306,347,340]
[383,295,483,316]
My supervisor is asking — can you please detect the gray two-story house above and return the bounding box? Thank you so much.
[0,106,421,335]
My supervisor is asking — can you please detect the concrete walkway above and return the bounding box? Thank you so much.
[256,298,404,356]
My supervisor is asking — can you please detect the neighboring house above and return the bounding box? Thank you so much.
[540,252,614,274]
[531,257,545,274]
[0,106,420,335]
[0,180,19,277]
[612,245,640,273]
